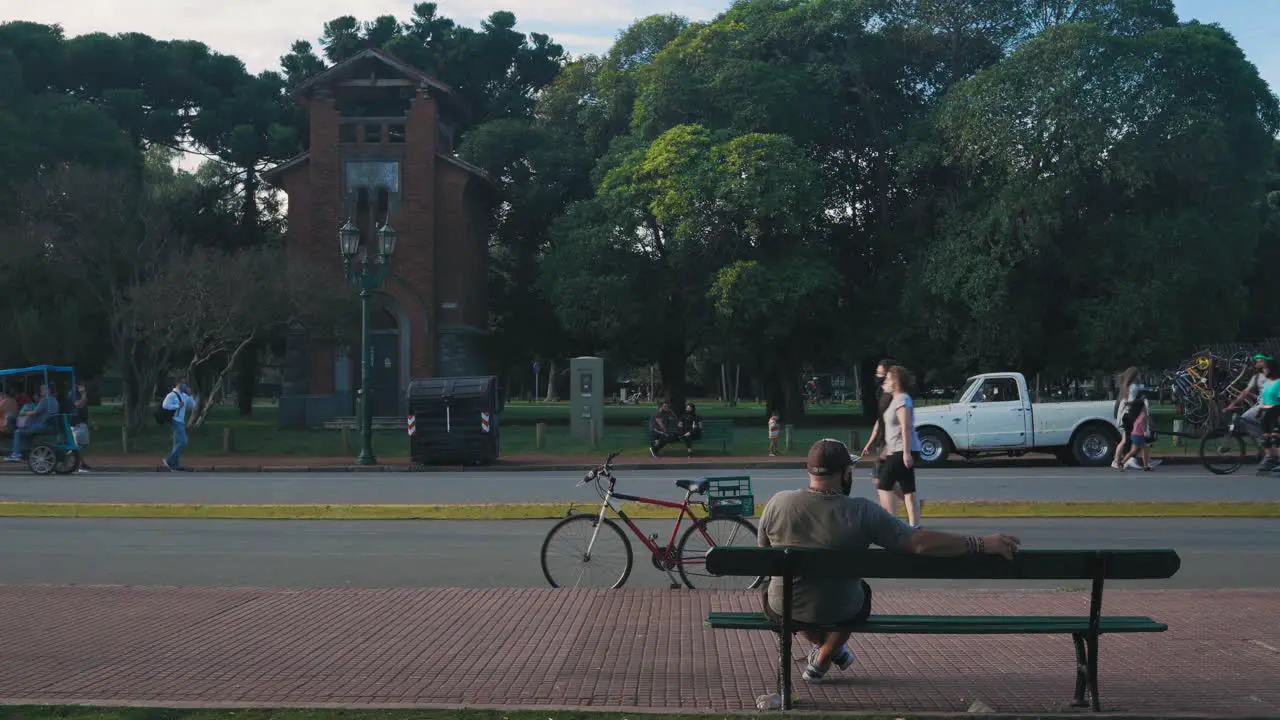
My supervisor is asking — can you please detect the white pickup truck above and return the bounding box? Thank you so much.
[912,372,1120,467]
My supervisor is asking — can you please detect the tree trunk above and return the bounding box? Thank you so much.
[235,339,261,416]
[544,359,559,402]
[762,351,805,424]
[858,355,881,425]
[658,342,687,409]
[239,166,260,250]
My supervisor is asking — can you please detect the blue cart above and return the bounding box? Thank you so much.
[1,365,83,475]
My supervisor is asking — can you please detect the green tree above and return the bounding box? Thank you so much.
[543,125,830,412]
[930,19,1280,371]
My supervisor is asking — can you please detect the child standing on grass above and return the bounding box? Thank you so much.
[767,413,781,456]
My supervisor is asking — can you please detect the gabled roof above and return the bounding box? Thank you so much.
[262,152,309,185]
[262,151,494,187]
[294,47,458,101]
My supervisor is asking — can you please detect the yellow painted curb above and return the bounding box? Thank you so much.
[0,501,1276,520]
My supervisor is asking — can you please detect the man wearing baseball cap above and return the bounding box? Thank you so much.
[757,438,1020,683]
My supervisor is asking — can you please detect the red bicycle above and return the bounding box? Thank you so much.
[539,451,763,590]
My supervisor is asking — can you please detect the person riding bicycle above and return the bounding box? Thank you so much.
[1223,354,1273,448]
[1253,357,1280,473]
[757,438,1020,683]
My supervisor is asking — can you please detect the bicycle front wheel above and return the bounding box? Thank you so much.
[1200,430,1246,475]
[540,514,633,589]
[677,516,763,590]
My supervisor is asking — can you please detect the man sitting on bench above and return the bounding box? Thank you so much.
[759,438,1020,683]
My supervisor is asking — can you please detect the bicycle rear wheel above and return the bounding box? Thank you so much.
[540,514,633,589]
[676,516,762,590]
[1200,430,1246,475]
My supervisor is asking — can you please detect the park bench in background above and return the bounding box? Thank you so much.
[705,547,1180,712]
[641,418,736,453]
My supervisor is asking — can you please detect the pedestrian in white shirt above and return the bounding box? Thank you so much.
[161,381,197,471]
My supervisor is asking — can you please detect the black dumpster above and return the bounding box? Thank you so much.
[407,376,500,465]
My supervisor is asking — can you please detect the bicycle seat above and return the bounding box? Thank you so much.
[676,478,711,495]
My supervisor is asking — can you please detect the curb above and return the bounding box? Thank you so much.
[2,500,1275,520]
[29,455,1214,474]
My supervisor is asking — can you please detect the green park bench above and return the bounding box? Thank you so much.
[642,418,735,453]
[704,547,1180,712]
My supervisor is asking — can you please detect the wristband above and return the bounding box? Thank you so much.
[964,536,978,554]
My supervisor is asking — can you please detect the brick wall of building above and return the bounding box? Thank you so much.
[401,87,439,376]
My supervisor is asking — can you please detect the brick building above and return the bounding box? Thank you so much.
[265,48,495,427]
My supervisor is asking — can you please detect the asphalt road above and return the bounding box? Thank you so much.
[0,517,1274,589]
[1,465,1277,505]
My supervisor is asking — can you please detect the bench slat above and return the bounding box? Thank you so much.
[704,547,1181,581]
[706,611,1167,634]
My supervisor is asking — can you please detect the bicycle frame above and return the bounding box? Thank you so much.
[594,483,702,556]
[579,469,729,586]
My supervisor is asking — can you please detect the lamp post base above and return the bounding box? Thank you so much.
[354,448,378,466]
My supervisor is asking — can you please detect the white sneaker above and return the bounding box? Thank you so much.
[1125,458,1142,469]
[1111,460,1122,470]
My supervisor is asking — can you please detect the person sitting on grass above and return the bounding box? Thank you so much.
[757,438,1020,683]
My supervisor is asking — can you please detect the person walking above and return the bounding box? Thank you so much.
[1117,388,1153,471]
[73,383,92,473]
[160,381,197,472]
[878,365,923,528]
[861,359,915,506]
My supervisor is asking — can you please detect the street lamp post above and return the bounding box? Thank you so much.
[339,218,398,465]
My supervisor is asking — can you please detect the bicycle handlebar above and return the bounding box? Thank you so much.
[579,451,624,486]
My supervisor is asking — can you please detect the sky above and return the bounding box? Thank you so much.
[1,0,1276,94]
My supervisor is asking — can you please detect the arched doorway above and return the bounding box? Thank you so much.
[367,300,404,418]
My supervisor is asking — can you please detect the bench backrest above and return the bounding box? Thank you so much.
[705,547,1180,581]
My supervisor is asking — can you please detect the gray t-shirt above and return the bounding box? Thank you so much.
[759,489,916,624]
[883,393,922,454]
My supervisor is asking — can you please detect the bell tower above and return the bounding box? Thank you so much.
[266,49,496,428]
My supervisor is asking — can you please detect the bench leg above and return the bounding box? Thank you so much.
[1086,633,1101,712]
[1071,634,1088,707]
[778,630,792,710]
[1070,632,1102,711]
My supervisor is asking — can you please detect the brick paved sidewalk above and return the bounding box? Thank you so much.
[0,586,1275,714]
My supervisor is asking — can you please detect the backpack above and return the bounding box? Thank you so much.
[154,391,178,425]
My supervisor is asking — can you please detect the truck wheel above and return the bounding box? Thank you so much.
[916,428,951,466]
[1071,423,1117,467]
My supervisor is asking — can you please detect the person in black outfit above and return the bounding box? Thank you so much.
[74,383,91,472]
[655,399,706,456]
[861,359,903,500]
[649,402,680,456]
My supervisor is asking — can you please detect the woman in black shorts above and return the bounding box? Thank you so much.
[878,365,922,528]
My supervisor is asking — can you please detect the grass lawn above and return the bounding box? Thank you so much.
[79,399,1184,459]
[0,707,1183,720]
[82,403,867,458]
